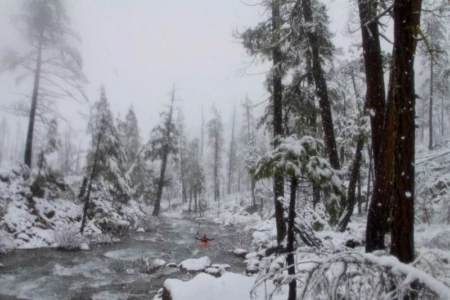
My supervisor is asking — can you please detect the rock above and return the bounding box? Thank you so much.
[97,219,130,237]
[136,228,145,233]
[45,210,55,219]
[244,204,259,215]
[231,248,248,258]
[179,256,211,272]
[344,239,361,249]
[80,243,90,250]
[166,263,178,268]
[162,287,172,300]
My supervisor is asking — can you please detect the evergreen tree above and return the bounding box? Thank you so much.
[149,86,178,216]
[37,118,61,176]
[2,0,86,168]
[83,86,130,204]
[207,105,224,203]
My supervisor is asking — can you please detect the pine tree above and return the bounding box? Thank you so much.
[149,86,178,216]
[83,86,130,204]
[37,118,61,176]
[2,0,86,168]
[207,105,224,203]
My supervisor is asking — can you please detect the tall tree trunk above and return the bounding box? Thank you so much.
[428,58,434,150]
[24,34,44,168]
[441,94,444,136]
[80,132,102,234]
[286,176,297,300]
[272,0,287,247]
[153,87,176,217]
[389,0,420,263]
[188,189,192,214]
[365,146,372,213]
[421,97,425,144]
[180,139,187,203]
[337,131,365,232]
[201,106,204,158]
[214,135,219,202]
[357,166,362,215]
[302,0,340,171]
[357,0,386,173]
[251,179,256,206]
[366,86,396,251]
[194,189,198,213]
[153,146,169,217]
[227,104,236,195]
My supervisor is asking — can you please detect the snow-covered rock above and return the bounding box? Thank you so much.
[231,248,248,258]
[136,227,145,233]
[162,272,284,300]
[179,256,211,271]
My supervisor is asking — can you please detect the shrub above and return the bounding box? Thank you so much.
[0,232,15,256]
[136,256,166,274]
[54,227,88,251]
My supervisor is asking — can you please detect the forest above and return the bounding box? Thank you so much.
[0,0,450,299]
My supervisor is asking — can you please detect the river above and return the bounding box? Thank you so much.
[0,217,247,300]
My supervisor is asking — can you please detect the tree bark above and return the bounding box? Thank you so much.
[24,34,44,168]
[152,87,176,217]
[357,0,386,173]
[80,132,102,234]
[389,0,420,263]
[428,58,434,150]
[286,176,297,300]
[302,0,340,171]
[272,0,287,246]
[337,131,365,232]
[227,104,236,194]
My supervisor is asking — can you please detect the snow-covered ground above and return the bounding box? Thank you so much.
[0,164,156,251]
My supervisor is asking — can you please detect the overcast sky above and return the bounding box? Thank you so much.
[0,0,355,146]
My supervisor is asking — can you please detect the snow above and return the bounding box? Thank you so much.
[136,227,145,233]
[179,256,211,271]
[163,272,286,300]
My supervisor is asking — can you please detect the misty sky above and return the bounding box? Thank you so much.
[0,0,354,145]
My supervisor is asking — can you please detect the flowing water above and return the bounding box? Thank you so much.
[0,218,247,300]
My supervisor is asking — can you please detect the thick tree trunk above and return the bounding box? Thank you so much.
[337,132,365,232]
[389,0,420,263]
[366,92,396,252]
[357,0,386,173]
[24,36,44,168]
[272,0,287,246]
[286,176,297,300]
[80,133,102,234]
[428,59,434,150]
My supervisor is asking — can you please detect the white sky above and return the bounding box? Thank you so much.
[0,0,356,145]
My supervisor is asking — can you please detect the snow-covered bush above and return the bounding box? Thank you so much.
[0,231,15,255]
[427,231,450,250]
[134,216,160,232]
[252,251,450,300]
[137,256,166,274]
[54,227,88,251]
